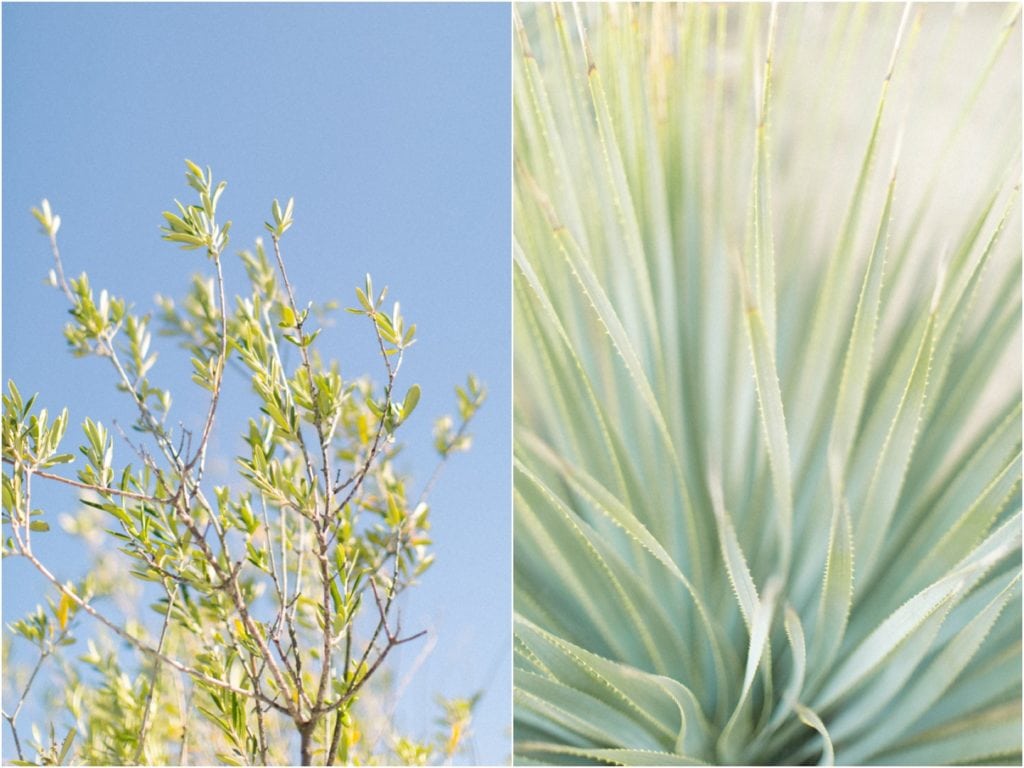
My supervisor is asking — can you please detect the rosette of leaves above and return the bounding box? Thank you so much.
[2,161,484,765]
[513,4,1020,765]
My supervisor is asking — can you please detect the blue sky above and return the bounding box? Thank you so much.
[2,3,510,763]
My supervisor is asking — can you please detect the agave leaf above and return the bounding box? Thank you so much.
[572,5,665,374]
[514,181,685,474]
[708,469,759,629]
[897,397,1021,572]
[893,4,1020,288]
[871,701,1022,766]
[828,169,896,477]
[739,273,794,575]
[515,709,598,755]
[512,10,588,245]
[765,605,808,736]
[513,248,628,499]
[718,579,779,760]
[517,742,707,766]
[826,595,950,746]
[846,570,1022,764]
[517,458,681,676]
[852,304,937,587]
[820,512,1021,709]
[747,4,779,344]
[510,755,568,767]
[809,489,854,684]
[904,188,1022,493]
[789,4,913,464]
[910,633,1021,735]
[516,623,679,746]
[898,446,1020,598]
[925,257,1021,447]
[515,616,713,759]
[793,702,835,767]
[516,672,665,751]
[515,480,642,665]
[517,436,734,695]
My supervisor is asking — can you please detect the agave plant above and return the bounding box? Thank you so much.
[513,3,1021,765]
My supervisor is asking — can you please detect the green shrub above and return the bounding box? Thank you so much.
[3,163,484,765]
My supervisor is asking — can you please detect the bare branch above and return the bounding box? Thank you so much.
[248,657,271,766]
[45,227,73,303]
[2,627,67,762]
[419,410,475,504]
[331,318,404,506]
[2,458,170,505]
[325,548,423,716]
[326,708,344,766]
[184,252,228,477]
[134,586,177,763]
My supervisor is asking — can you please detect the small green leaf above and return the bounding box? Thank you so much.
[42,453,75,467]
[402,384,421,421]
[279,305,297,328]
[300,329,321,348]
[58,728,76,762]
[355,287,372,312]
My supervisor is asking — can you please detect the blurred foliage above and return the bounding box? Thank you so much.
[513,4,1020,765]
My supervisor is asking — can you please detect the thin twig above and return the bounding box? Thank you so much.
[6,463,29,555]
[45,227,73,302]
[364,625,439,758]
[134,586,177,763]
[259,493,284,606]
[331,321,403,504]
[102,335,184,472]
[112,418,160,471]
[23,470,34,553]
[313,528,334,711]
[184,253,228,477]
[175,672,192,766]
[326,708,344,766]
[1,458,170,504]
[249,659,271,766]
[329,627,427,715]
[3,716,24,763]
[49,228,179,471]
[326,549,424,715]
[418,412,475,505]
[1,629,65,762]
[48,229,183,478]
[222,616,273,768]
